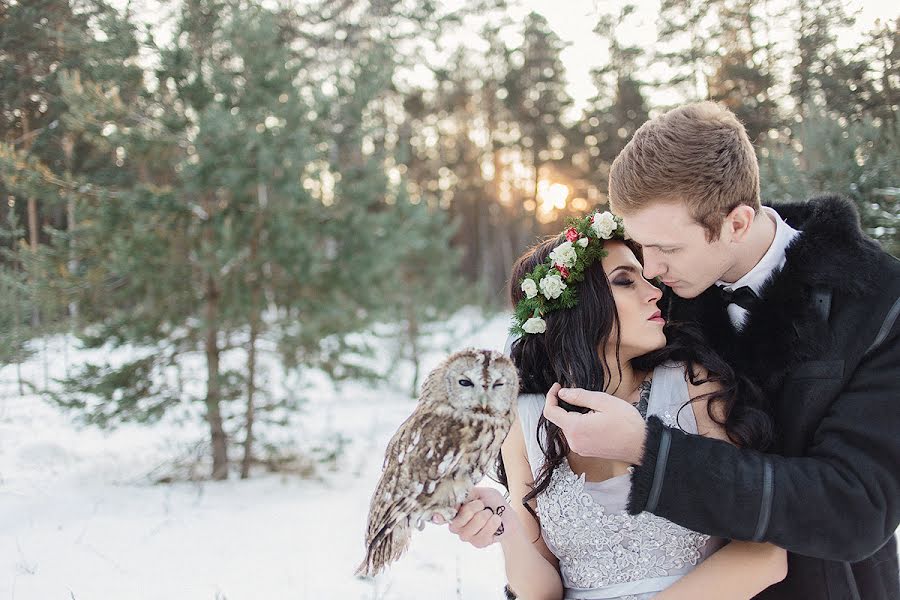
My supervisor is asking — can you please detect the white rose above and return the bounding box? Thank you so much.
[539,273,566,299]
[577,237,589,247]
[548,241,577,268]
[522,317,546,334]
[591,211,618,239]
[521,278,538,299]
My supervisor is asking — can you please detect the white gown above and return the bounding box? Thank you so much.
[516,362,725,599]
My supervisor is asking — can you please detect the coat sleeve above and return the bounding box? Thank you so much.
[627,308,900,562]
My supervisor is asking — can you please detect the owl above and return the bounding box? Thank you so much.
[355,348,519,577]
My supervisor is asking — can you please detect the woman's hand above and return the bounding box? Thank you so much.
[434,486,509,549]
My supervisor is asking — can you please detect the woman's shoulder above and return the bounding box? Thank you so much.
[515,393,546,434]
[516,392,545,416]
[651,360,694,387]
[653,359,688,374]
[653,361,716,392]
[666,363,731,443]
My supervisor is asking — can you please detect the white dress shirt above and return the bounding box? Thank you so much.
[716,207,801,330]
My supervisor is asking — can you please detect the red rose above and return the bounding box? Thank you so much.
[565,227,579,243]
[556,264,570,279]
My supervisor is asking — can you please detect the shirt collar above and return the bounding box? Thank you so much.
[717,206,801,293]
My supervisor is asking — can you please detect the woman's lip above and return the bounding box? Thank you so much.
[648,311,664,321]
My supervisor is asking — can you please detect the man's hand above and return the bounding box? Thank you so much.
[543,383,648,464]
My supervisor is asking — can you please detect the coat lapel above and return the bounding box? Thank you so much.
[731,246,831,396]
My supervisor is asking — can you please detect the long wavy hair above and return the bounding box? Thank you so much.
[494,233,773,523]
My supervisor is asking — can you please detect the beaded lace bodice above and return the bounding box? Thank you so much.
[518,363,724,599]
[537,460,710,592]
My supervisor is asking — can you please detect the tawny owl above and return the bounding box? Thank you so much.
[356,348,519,577]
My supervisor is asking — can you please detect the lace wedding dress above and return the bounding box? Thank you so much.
[516,363,725,599]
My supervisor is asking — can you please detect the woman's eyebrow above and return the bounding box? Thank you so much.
[606,265,639,276]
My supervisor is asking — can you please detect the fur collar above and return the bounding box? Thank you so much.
[669,194,880,397]
[769,194,881,297]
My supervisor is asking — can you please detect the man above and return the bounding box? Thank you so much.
[543,102,900,599]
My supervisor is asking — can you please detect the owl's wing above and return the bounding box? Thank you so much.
[365,410,470,541]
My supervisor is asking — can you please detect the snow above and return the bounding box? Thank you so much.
[5,309,895,599]
[0,309,515,599]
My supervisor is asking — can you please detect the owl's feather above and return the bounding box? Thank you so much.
[356,348,519,577]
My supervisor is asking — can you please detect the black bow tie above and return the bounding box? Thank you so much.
[718,285,759,310]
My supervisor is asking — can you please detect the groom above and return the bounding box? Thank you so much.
[544,102,900,599]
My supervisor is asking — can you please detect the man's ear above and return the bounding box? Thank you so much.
[724,205,757,243]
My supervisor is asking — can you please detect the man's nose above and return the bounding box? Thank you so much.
[642,255,665,279]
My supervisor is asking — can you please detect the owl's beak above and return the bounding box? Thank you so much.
[480,393,489,409]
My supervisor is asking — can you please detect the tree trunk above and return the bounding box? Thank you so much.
[531,148,541,232]
[486,79,512,299]
[14,255,24,395]
[21,101,40,329]
[406,296,421,398]
[202,194,228,480]
[241,309,259,479]
[204,281,228,480]
[241,183,266,479]
[876,22,898,128]
[63,133,78,324]
[16,362,23,396]
[491,137,514,284]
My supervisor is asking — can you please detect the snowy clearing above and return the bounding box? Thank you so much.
[1,310,512,599]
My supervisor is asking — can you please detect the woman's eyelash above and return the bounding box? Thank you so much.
[613,278,635,287]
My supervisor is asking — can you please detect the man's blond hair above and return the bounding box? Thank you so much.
[608,101,760,240]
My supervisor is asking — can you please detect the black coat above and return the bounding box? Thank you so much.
[627,195,900,600]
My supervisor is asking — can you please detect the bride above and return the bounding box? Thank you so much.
[437,213,787,599]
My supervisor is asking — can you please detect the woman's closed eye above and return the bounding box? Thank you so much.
[612,277,635,287]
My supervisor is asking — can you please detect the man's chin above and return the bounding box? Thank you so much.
[668,283,704,299]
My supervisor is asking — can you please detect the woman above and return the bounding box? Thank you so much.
[437,213,787,599]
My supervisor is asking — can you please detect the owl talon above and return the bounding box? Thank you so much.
[438,507,458,522]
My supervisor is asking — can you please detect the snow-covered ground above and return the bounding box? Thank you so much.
[4,310,897,599]
[1,309,514,599]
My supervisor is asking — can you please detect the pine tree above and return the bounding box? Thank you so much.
[790,0,855,117]
[858,17,899,127]
[704,0,781,144]
[0,209,35,393]
[654,0,714,101]
[760,108,898,255]
[389,197,464,396]
[29,0,468,480]
[503,12,573,231]
[0,0,144,250]
[575,4,650,197]
[654,0,781,142]
[0,0,145,385]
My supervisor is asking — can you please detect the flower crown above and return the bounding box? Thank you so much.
[511,211,625,336]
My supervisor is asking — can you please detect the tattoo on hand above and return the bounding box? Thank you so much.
[482,505,507,536]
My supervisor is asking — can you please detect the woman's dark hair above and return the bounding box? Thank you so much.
[493,234,773,525]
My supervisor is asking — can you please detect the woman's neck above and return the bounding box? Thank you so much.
[602,357,646,402]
